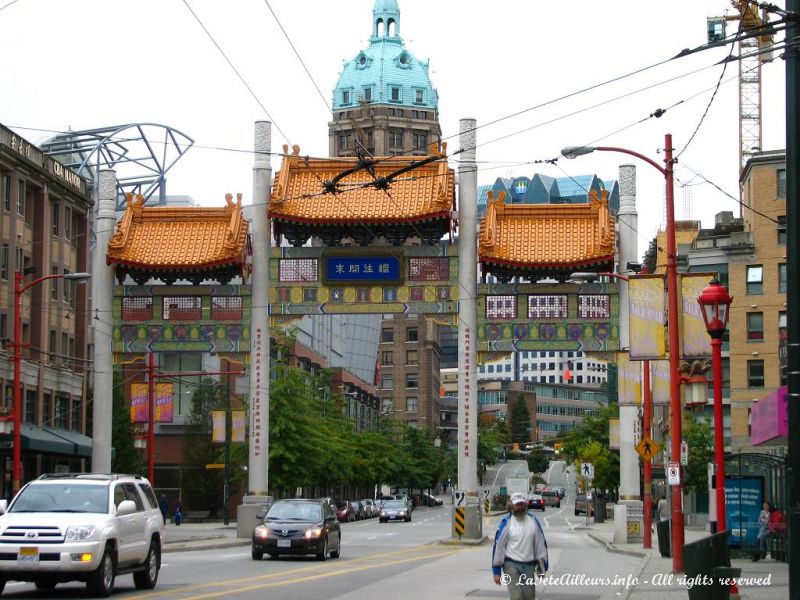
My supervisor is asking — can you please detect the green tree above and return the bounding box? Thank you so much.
[683,417,714,490]
[110,370,140,475]
[577,439,618,491]
[526,448,550,474]
[562,403,620,491]
[478,418,508,484]
[510,395,531,444]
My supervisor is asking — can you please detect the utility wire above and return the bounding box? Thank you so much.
[0,0,19,13]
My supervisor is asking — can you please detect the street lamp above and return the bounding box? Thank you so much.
[697,278,733,534]
[562,135,685,570]
[13,270,91,494]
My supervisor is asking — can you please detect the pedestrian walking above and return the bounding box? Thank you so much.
[753,501,770,561]
[767,503,786,561]
[158,494,169,524]
[173,500,184,526]
[491,492,549,600]
[657,496,669,522]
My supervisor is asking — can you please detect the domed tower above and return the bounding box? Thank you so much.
[329,0,441,157]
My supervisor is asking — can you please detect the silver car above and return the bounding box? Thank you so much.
[361,499,377,518]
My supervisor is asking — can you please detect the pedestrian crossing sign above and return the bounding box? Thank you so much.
[635,436,660,461]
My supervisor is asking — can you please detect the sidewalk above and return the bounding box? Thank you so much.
[162,520,248,553]
[585,519,789,600]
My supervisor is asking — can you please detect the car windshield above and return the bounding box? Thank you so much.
[266,502,321,521]
[11,483,109,513]
[383,500,405,509]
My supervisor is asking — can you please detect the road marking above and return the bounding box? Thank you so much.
[542,502,568,528]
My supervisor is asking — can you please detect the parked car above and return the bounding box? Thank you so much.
[417,493,443,506]
[335,501,356,522]
[361,499,377,518]
[541,489,561,508]
[378,500,412,523]
[556,487,565,498]
[252,499,341,561]
[0,473,165,597]
[527,493,546,511]
[574,492,594,516]
[349,500,366,521]
[317,496,337,515]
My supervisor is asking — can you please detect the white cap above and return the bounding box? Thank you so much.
[510,493,527,505]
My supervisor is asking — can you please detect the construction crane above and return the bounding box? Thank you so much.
[707,1,776,171]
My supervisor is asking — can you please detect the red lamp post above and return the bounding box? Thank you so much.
[12,270,91,495]
[564,134,684,570]
[697,278,733,534]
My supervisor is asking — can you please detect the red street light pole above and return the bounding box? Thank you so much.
[13,270,91,495]
[697,278,733,534]
[563,134,684,571]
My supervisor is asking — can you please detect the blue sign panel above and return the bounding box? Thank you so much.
[324,255,402,284]
[725,476,763,547]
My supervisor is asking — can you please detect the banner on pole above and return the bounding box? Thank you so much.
[231,410,246,443]
[212,410,226,444]
[130,383,148,423]
[154,383,174,423]
[680,273,714,359]
[617,352,642,406]
[651,360,672,406]
[628,276,666,360]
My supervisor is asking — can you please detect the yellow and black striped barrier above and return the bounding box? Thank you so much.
[483,499,489,514]
[454,506,465,537]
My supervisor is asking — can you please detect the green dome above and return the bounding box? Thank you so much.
[332,0,438,111]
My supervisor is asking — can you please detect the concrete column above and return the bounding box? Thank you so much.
[616,164,642,538]
[90,170,117,473]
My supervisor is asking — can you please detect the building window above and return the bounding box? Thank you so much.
[381,328,393,342]
[380,374,393,389]
[1,175,9,211]
[338,133,350,151]
[55,396,69,429]
[279,258,318,282]
[528,294,568,319]
[406,327,418,342]
[578,294,611,318]
[50,267,59,300]
[163,296,202,320]
[17,180,25,216]
[49,330,56,364]
[211,296,243,320]
[412,132,427,149]
[415,89,424,104]
[746,265,763,294]
[71,211,80,248]
[0,314,6,340]
[778,215,786,245]
[779,263,787,293]
[25,390,35,423]
[389,130,403,148]
[64,206,72,241]
[42,393,52,426]
[362,87,372,102]
[777,168,786,198]
[1,244,8,280]
[71,399,80,431]
[381,350,393,365]
[486,295,517,320]
[52,203,60,236]
[342,90,350,105]
[406,373,418,389]
[746,312,763,341]
[390,86,401,102]
[62,270,74,307]
[747,360,764,388]
[406,349,418,365]
[122,297,153,320]
[406,397,418,412]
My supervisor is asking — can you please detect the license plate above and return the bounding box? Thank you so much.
[17,547,39,564]
[277,539,291,548]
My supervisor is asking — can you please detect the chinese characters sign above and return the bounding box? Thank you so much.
[323,255,402,285]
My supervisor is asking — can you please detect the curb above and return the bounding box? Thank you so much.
[586,531,649,559]
[163,538,250,554]
[439,535,489,546]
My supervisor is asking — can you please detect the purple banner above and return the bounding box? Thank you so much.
[750,386,788,446]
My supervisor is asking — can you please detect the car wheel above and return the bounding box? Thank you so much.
[267,553,277,559]
[379,518,386,523]
[574,509,579,516]
[133,541,160,590]
[35,578,57,590]
[330,537,341,559]
[316,536,328,561]
[252,548,264,560]
[0,577,5,594]
[87,544,115,598]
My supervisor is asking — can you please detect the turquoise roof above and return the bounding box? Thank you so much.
[477,184,492,218]
[482,173,620,212]
[332,0,438,111]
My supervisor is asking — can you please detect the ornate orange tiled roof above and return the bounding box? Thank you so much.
[479,190,615,269]
[107,193,249,273]
[268,145,455,224]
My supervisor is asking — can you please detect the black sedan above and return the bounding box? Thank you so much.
[378,499,412,522]
[252,499,341,560]
[527,494,546,511]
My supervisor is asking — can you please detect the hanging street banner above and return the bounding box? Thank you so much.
[231,410,246,443]
[617,351,642,406]
[651,360,671,406]
[628,275,666,360]
[211,410,226,444]
[130,383,148,423]
[680,273,714,359]
[154,383,174,423]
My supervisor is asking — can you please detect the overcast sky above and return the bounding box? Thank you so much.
[1,0,787,261]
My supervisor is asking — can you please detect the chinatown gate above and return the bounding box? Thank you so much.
[107,120,621,537]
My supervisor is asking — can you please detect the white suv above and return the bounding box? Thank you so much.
[0,473,165,597]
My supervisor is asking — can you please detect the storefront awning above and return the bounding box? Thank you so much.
[0,425,92,457]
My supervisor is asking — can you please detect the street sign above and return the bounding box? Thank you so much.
[635,436,660,461]
[205,463,225,469]
[581,462,594,479]
[667,462,681,485]
[453,490,466,507]
[680,440,689,466]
